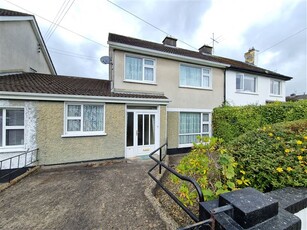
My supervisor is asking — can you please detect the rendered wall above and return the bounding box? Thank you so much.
[37,102,125,165]
[0,21,52,74]
[159,105,167,146]
[112,50,225,110]
[167,112,179,149]
[225,70,286,106]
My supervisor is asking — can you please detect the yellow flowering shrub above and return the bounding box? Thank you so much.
[171,137,237,206]
[227,119,307,192]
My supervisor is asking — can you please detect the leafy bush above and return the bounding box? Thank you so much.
[228,119,307,192]
[213,101,307,142]
[171,137,237,205]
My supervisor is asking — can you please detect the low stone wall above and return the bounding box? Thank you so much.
[200,187,307,230]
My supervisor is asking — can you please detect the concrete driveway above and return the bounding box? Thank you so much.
[0,158,167,230]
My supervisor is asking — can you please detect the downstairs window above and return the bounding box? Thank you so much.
[0,108,25,148]
[179,112,211,146]
[64,103,105,136]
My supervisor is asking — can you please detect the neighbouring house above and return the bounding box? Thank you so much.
[107,33,292,154]
[286,93,307,101]
[0,8,56,75]
[225,48,291,105]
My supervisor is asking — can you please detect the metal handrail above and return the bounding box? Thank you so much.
[0,148,39,182]
[148,143,204,223]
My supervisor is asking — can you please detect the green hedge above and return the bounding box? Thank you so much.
[213,100,307,142]
[227,119,307,192]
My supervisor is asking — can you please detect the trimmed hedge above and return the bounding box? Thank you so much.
[227,119,307,192]
[213,100,307,142]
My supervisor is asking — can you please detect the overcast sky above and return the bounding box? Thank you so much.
[1,0,306,95]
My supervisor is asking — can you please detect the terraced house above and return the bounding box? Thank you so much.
[0,8,292,167]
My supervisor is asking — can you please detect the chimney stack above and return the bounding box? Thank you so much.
[244,47,258,65]
[199,44,213,55]
[162,36,177,47]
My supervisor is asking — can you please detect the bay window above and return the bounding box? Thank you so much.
[0,108,25,148]
[64,103,105,136]
[180,64,212,89]
[125,55,155,83]
[179,112,211,146]
[236,73,257,92]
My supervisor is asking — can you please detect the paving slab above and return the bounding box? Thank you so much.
[0,158,167,230]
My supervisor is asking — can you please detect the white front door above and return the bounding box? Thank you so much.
[126,109,159,158]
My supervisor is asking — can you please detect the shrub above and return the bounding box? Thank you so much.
[213,100,307,142]
[171,137,237,206]
[227,119,307,192]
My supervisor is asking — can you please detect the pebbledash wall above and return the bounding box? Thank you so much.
[0,99,168,165]
[37,102,126,165]
[0,100,37,157]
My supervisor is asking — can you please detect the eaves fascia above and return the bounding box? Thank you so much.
[0,91,170,105]
[108,41,230,69]
[227,67,292,81]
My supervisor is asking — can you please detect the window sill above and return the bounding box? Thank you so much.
[179,85,213,91]
[235,91,258,95]
[0,147,26,153]
[269,94,283,98]
[61,132,107,138]
[123,80,157,85]
[178,143,193,148]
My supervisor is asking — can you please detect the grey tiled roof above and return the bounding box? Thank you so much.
[0,8,31,17]
[108,33,292,81]
[0,73,168,100]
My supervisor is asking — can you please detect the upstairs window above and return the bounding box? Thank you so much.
[236,73,257,92]
[65,104,105,136]
[180,64,212,89]
[125,55,155,83]
[270,80,281,95]
[0,108,24,148]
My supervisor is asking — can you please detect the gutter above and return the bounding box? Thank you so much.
[227,67,292,81]
[0,91,170,105]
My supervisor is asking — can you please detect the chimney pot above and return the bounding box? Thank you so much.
[199,44,213,55]
[162,36,177,47]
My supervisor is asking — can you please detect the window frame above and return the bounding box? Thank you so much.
[270,79,282,96]
[124,54,156,84]
[236,73,257,93]
[0,107,25,150]
[179,64,212,89]
[178,112,211,148]
[63,103,106,137]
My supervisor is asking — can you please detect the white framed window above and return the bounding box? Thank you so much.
[0,108,25,148]
[180,64,212,89]
[125,55,156,83]
[270,79,281,95]
[64,103,105,137]
[179,112,211,147]
[236,73,257,93]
